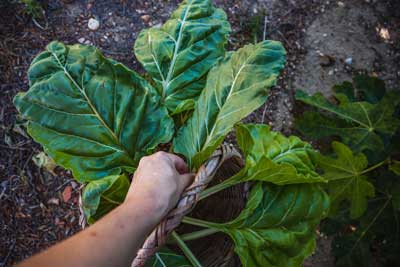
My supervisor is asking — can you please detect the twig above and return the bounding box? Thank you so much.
[1,239,15,266]
[55,179,73,192]
[261,102,268,124]
[263,15,268,41]
[0,145,30,151]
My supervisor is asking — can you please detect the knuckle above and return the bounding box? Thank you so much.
[139,155,150,165]
[154,151,166,157]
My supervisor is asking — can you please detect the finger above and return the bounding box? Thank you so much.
[178,173,195,192]
[165,153,189,174]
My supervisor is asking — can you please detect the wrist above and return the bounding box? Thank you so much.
[123,191,170,224]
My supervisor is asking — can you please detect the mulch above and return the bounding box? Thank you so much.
[0,0,325,266]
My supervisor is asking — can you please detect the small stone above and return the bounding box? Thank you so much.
[88,18,100,31]
[345,57,353,65]
[84,40,91,45]
[328,70,334,75]
[113,35,121,42]
[141,14,151,23]
[78,37,85,43]
[47,198,60,205]
[338,1,345,7]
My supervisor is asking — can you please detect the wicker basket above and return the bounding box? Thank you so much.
[79,144,246,267]
[177,151,246,267]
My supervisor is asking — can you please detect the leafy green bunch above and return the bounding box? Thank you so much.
[14,0,330,266]
[296,75,400,266]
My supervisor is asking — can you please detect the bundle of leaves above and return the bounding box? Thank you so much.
[14,0,330,266]
[296,75,400,267]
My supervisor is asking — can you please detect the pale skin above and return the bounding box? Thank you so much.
[17,151,194,267]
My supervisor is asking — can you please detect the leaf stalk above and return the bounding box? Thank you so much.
[171,231,202,267]
[179,228,220,241]
[199,179,234,200]
[360,159,388,175]
[182,216,220,229]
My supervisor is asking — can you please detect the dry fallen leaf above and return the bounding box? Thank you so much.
[62,186,72,203]
[32,152,57,175]
[47,197,60,205]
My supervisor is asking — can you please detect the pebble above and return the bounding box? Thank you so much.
[78,37,85,43]
[338,1,345,7]
[88,18,100,31]
[47,198,60,205]
[345,57,353,65]
[141,14,151,23]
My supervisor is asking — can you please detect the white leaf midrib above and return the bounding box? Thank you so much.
[162,0,194,98]
[202,61,250,149]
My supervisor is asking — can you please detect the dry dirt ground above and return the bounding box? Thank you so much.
[0,0,399,266]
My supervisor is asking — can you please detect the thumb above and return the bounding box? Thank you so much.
[178,173,195,193]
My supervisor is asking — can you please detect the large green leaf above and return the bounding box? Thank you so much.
[82,174,130,223]
[332,75,386,104]
[316,142,375,218]
[204,182,329,267]
[173,41,286,168]
[352,74,386,104]
[14,41,174,182]
[134,0,230,113]
[214,124,325,189]
[234,123,324,184]
[145,248,191,267]
[295,89,400,153]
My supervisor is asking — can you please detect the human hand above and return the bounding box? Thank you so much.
[124,151,194,221]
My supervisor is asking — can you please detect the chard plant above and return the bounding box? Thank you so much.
[296,75,400,266]
[14,0,330,266]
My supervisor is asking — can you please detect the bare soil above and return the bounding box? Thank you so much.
[0,0,399,266]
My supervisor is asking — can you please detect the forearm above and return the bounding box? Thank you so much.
[18,152,193,267]
[18,194,164,267]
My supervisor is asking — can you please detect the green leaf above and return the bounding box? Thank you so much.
[134,0,230,113]
[353,74,386,104]
[332,81,357,103]
[210,182,329,267]
[145,248,191,267]
[82,174,130,223]
[296,89,400,153]
[173,41,286,168]
[332,75,386,104]
[390,160,400,176]
[14,41,174,182]
[332,235,372,267]
[232,123,325,184]
[316,142,375,218]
